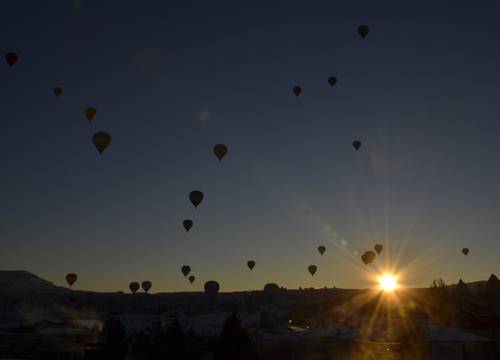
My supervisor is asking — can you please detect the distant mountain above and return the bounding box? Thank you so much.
[0,270,56,288]
[0,270,61,293]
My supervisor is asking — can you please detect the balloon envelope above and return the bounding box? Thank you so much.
[328,76,337,87]
[92,132,112,154]
[363,250,376,265]
[188,275,195,284]
[374,244,383,254]
[183,219,193,232]
[292,86,302,97]
[204,280,220,295]
[462,248,469,255]
[318,246,326,255]
[141,281,152,293]
[358,25,369,39]
[264,283,280,294]
[181,265,191,277]
[352,140,362,151]
[189,191,204,208]
[5,52,18,66]
[213,144,228,161]
[308,265,317,276]
[247,261,256,270]
[129,282,140,294]
[65,273,77,287]
[85,107,96,122]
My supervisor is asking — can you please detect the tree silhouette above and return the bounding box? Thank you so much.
[214,309,257,360]
[164,316,197,359]
[99,318,129,360]
[146,315,200,360]
[132,329,151,359]
[258,310,273,329]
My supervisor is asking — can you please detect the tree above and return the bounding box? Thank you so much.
[99,318,129,360]
[132,330,151,359]
[164,316,200,360]
[148,315,200,360]
[258,310,273,329]
[215,309,257,360]
[430,278,446,290]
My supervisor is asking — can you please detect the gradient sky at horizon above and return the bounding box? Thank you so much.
[2,0,500,293]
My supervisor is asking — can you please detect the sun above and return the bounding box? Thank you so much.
[379,273,398,292]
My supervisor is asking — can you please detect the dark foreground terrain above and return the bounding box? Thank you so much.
[0,270,499,359]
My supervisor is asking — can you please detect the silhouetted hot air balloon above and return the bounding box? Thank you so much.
[85,107,96,122]
[318,246,326,255]
[129,282,140,294]
[65,273,77,287]
[188,275,195,284]
[141,281,152,293]
[247,261,256,270]
[358,25,369,39]
[204,280,220,295]
[181,265,191,277]
[328,76,337,87]
[183,219,193,232]
[5,52,18,66]
[362,250,376,265]
[92,132,111,154]
[352,140,362,151]
[462,248,469,256]
[374,244,383,254]
[308,265,317,276]
[53,87,63,96]
[264,283,280,294]
[292,86,302,97]
[213,144,228,162]
[189,191,204,208]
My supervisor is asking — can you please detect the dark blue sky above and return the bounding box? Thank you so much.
[2,1,500,292]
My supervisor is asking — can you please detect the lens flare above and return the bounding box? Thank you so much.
[379,273,398,292]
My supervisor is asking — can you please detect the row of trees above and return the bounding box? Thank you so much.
[98,309,258,360]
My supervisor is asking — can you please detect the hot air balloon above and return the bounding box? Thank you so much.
[318,246,326,255]
[213,144,228,161]
[204,280,220,295]
[92,132,112,154]
[308,265,317,276]
[264,283,280,295]
[53,87,63,96]
[362,250,376,265]
[183,219,193,232]
[292,86,302,97]
[181,265,191,277]
[65,273,77,287]
[85,107,96,122]
[141,281,152,293]
[328,76,337,87]
[247,260,256,270]
[188,275,195,284]
[189,191,204,208]
[352,140,362,151]
[462,248,469,256]
[374,244,383,254]
[5,52,18,66]
[358,25,369,39]
[129,282,140,294]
